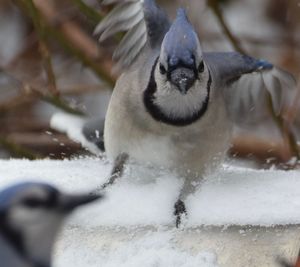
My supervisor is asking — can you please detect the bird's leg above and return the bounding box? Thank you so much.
[174,199,187,228]
[101,153,129,190]
[174,177,199,228]
[90,153,129,195]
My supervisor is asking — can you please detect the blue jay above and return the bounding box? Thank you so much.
[55,0,296,226]
[0,182,102,267]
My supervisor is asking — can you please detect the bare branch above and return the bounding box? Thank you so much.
[207,0,247,54]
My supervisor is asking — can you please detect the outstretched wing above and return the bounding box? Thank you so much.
[95,0,170,68]
[204,52,297,125]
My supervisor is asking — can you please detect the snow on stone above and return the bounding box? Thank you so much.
[0,158,300,266]
[0,158,300,227]
[55,228,220,267]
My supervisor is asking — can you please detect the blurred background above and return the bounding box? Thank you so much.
[0,0,299,169]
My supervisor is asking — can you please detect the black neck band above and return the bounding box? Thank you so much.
[0,213,25,257]
[0,213,50,267]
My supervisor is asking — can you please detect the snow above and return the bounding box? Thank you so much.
[50,113,101,155]
[56,228,220,267]
[0,158,300,266]
[1,158,299,227]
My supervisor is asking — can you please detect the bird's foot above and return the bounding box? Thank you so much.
[174,199,187,228]
[90,153,128,195]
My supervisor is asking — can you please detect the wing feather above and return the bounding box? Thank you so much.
[228,68,296,125]
[95,0,170,69]
[99,11,144,42]
[118,31,147,67]
[113,20,146,60]
[95,2,142,38]
[204,52,297,125]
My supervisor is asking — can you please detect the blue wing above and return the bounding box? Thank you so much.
[204,52,273,83]
[204,52,297,125]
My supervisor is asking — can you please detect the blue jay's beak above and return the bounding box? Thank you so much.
[59,193,102,212]
[169,67,196,94]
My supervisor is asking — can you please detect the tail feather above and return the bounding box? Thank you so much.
[50,113,104,154]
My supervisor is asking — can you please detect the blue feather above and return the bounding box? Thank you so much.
[161,8,200,68]
[255,59,273,70]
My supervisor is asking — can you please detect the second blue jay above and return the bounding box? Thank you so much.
[0,182,102,267]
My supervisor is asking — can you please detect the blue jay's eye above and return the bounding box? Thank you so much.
[198,61,204,73]
[159,64,167,75]
[22,198,43,208]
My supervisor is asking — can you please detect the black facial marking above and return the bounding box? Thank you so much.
[23,198,44,208]
[143,57,212,127]
[0,211,26,259]
[22,188,58,209]
[44,188,59,208]
[198,61,204,73]
[159,64,166,75]
[33,261,50,267]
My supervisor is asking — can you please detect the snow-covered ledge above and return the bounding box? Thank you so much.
[0,158,299,266]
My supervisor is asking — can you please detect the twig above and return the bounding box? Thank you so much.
[24,83,86,116]
[45,25,115,86]
[0,66,104,115]
[72,0,103,25]
[0,70,86,116]
[284,82,300,124]
[32,0,115,86]
[43,95,85,116]
[14,0,115,87]
[0,136,42,160]
[207,0,247,55]
[204,32,300,50]
[266,91,300,162]
[21,0,59,97]
[207,0,299,162]
[230,135,295,164]
[40,42,59,96]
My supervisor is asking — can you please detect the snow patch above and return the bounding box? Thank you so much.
[0,158,300,227]
[55,229,220,267]
[1,158,300,267]
[0,158,300,228]
[50,113,101,154]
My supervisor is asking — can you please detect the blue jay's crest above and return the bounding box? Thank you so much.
[255,59,273,70]
[161,8,202,69]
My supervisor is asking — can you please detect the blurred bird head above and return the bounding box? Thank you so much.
[158,8,204,95]
[0,182,102,267]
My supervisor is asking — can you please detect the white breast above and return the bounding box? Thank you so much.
[105,100,231,179]
[104,71,232,179]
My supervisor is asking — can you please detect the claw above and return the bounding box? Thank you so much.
[174,199,187,228]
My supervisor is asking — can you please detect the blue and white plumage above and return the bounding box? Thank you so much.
[160,9,202,69]
[97,0,296,167]
[53,0,297,226]
[95,0,297,225]
[0,182,102,267]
